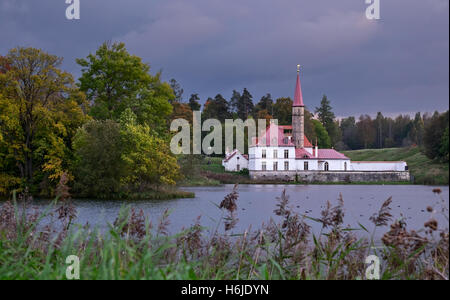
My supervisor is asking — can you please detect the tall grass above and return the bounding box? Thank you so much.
[0,184,448,280]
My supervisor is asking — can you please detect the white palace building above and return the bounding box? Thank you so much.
[223,66,410,183]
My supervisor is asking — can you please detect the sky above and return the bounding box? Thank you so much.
[0,0,448,117]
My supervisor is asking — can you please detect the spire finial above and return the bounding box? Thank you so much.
[297,64,301,73]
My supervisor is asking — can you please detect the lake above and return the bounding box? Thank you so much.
[32,184,449,241]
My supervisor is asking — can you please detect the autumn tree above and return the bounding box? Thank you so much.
[0,47,87,193]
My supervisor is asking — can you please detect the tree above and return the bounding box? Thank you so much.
[230,90,241,113]
[0,47,87,192]
[423,111,449,162]
[273,97,292,125]
[120,109,181,189]
[72,120,124,197]
[312,120,331,148]
[315,95,340,146]
[357,115,376,149]
[236,88,254,120]
[169,78,184,103]
[340,116,358,149]
[76,42,173,132]
[170,102,193,124]
[254,93,273,118]
[73,110,181,198]
[188,93,201,111]
[202,94,231,123]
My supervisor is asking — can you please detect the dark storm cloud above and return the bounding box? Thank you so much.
[0,0,448,116]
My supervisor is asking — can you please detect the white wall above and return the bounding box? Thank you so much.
[222,151,249,171]
[249,146,296,171]
[350,161,407,171]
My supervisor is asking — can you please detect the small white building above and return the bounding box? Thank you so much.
[222,149,249,172]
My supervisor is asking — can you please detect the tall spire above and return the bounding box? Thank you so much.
[293,65,304,107]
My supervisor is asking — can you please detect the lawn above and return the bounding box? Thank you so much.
[343,147,449,186]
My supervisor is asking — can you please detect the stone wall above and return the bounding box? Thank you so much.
[249,170,411,183]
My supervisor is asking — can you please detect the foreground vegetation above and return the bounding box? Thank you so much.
[0,183,448,280]
[343,147,449,186]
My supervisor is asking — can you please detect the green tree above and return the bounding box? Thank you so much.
[236,88,254,120]
[315,95,340,146]
[0,47,87,193]
[72,120,124,198]
[73,110,181,198]
[340,116,358,149]
[273,97,292,125]
[312,120,331,148]
[76,42,173,133]
[188,93,201,111]
[423,110,449,162]
[202,94,231,123]
[254,93,273,118]
[229,90,241,114]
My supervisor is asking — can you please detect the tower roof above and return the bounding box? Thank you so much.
[293,67,304,107]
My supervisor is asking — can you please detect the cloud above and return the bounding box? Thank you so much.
[0,0,448,116]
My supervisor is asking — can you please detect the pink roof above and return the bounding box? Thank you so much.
[295,148,313,159]
[317,149,349,160]
[295,148,349,160]
[252,123,313,147]
[293,72,304,107]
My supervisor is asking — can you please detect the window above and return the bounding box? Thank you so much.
[324,162,329,171]
[237,164,240,171]
[273,150,278,158]
[283,137,288,144]
[284,161,289,171]
[284,150,289,159]
[262,162,267,171]
[262,149,266,158]
[273,162,278,171]
[304,161,309,171]
[344,162,347,171]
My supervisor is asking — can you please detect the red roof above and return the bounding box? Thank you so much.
[293,72,304,107]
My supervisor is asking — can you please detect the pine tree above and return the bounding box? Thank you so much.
[188,93,201,111]
[237,88,254,120]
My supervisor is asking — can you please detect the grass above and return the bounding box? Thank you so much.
[0,187,448,280]
[343,147,449,186]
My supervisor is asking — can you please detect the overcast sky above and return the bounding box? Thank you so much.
[1,0,448,117]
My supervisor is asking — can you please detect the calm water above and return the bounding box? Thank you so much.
[29,184,449,240]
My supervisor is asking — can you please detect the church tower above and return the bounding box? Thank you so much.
[292,65,305,148]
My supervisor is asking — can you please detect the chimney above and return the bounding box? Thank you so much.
[315,138,318,158]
